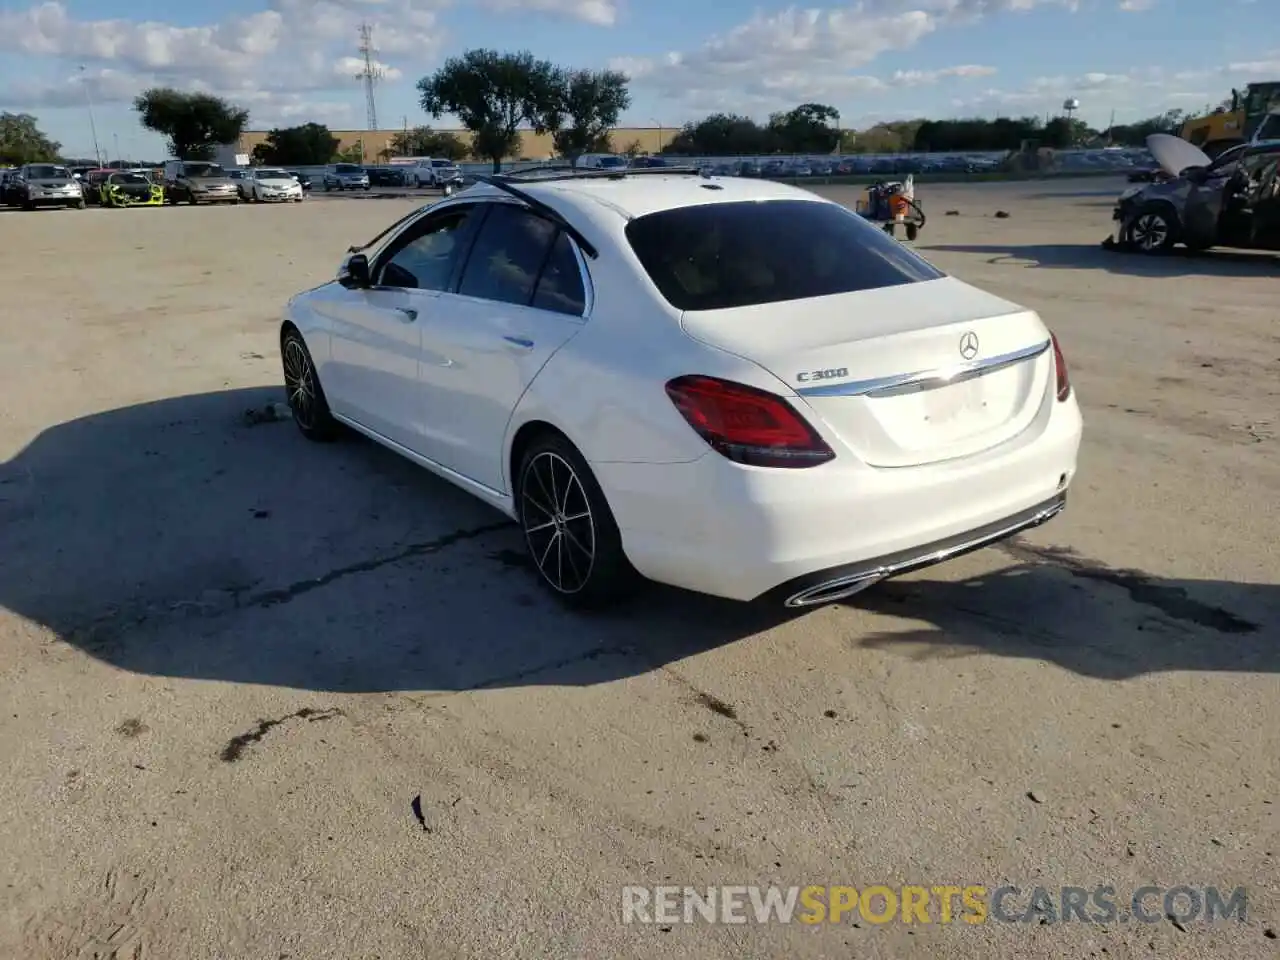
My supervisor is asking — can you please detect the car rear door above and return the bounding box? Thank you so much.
[413,202,589,491]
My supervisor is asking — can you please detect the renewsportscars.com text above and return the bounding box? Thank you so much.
[621,884,1247,926]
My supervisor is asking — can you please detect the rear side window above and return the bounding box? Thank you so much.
[457,204,558,306]
[531,232,586,316]
[625,199,945,312]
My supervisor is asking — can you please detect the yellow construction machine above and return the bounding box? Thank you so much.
[1179,82,1280,157]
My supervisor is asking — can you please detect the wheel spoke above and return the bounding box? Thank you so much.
[538,530,560,572]
[522,489,555,521]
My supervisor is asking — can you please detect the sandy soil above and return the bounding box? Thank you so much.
[0,180,1277,960]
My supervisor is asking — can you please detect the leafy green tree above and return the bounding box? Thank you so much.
[334,142,365,163]
[389,126,469,160]
[550,69,631,161]
[1108,110,1186,147]
[251,123,339,166]
[663,113,774,155]
[767,103,841,154]
[133,88,248,160]
[0,112,62,165]
[417,49,562,171]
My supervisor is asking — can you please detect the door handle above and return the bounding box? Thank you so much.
[396,307,418,322]
[503,336,534,349]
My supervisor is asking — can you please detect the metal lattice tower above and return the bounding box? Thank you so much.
[356,23,385,131]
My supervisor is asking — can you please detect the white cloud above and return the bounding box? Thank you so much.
[950,60,1280,123]
[1118,0,1155,11]
[613,0,1069,116]
[478,0,619,27]
[0,0,442,120]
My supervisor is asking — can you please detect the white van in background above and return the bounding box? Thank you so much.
[573,153,629,171]
[405,157,463,188]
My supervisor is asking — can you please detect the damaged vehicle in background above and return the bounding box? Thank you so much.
[98,171,165,207]
[1104,134,1280,254]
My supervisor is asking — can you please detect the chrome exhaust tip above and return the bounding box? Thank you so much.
[784,572,885,608]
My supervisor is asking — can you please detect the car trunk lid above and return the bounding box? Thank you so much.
[680,276,1054,468]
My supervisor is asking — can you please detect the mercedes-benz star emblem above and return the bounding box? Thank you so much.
[959,331,979,360]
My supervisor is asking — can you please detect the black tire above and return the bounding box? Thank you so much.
[1127,203,1178,253]
[516,433,637,609]
[188,191,198,206]
[281,328,339,442]
[905,223,919,241]
[71,199,86,210]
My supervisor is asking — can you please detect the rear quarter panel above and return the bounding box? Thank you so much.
[504,242,804,487]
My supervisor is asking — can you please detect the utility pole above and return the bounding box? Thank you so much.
[78,66,103,167]
[355,23,385,133]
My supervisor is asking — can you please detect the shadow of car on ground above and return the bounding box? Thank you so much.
[1,388,1274,692]
[921,242,1280,278]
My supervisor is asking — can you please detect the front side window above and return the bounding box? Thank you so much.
[376,207,479,290]
[625,199,944,312]
[456,204,559,306]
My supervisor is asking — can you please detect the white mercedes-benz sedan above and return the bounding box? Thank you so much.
[279,168,1082,608]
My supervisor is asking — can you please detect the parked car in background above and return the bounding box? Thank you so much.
[228,168,251,199]
[78,168,114,204]
[244,167,305,202]
[162,160,240,204]
[1,163,85,210]
[368,166,407,187]
[407,158,464,189]
[322,163,370,191]
[630,156,668,169]
[98,171,165,207]
[573,153,629,171]
[287,171,312,191]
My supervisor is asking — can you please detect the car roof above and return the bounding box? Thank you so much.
[466,173,827,223]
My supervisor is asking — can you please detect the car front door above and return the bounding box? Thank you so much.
[1246,156,1280,249]
[322,203,485,453]
[413,202,590,492]
[1216,151,1280,248]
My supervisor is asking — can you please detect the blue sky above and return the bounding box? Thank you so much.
[1,0,1276,160]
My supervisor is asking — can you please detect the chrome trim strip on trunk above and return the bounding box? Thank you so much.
[795,340,1050,399]
[783,493,1067,608]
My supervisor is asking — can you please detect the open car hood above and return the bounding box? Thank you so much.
[1146,133,1211,178]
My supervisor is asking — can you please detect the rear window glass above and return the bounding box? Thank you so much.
[625,199,944,312]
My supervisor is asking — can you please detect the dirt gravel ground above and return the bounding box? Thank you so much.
[0,179,1277,960]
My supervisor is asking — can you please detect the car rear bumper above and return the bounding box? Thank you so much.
[593,396,1082,603]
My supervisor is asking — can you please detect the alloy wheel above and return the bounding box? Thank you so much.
[521,451,596,595]
[1131,213,1169,252]
[282,338,317,430]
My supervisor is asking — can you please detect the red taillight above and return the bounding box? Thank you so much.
[664,375,834,468]
[1051,332,1071,402]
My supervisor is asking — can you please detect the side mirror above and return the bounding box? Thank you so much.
[339,253,371,288]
